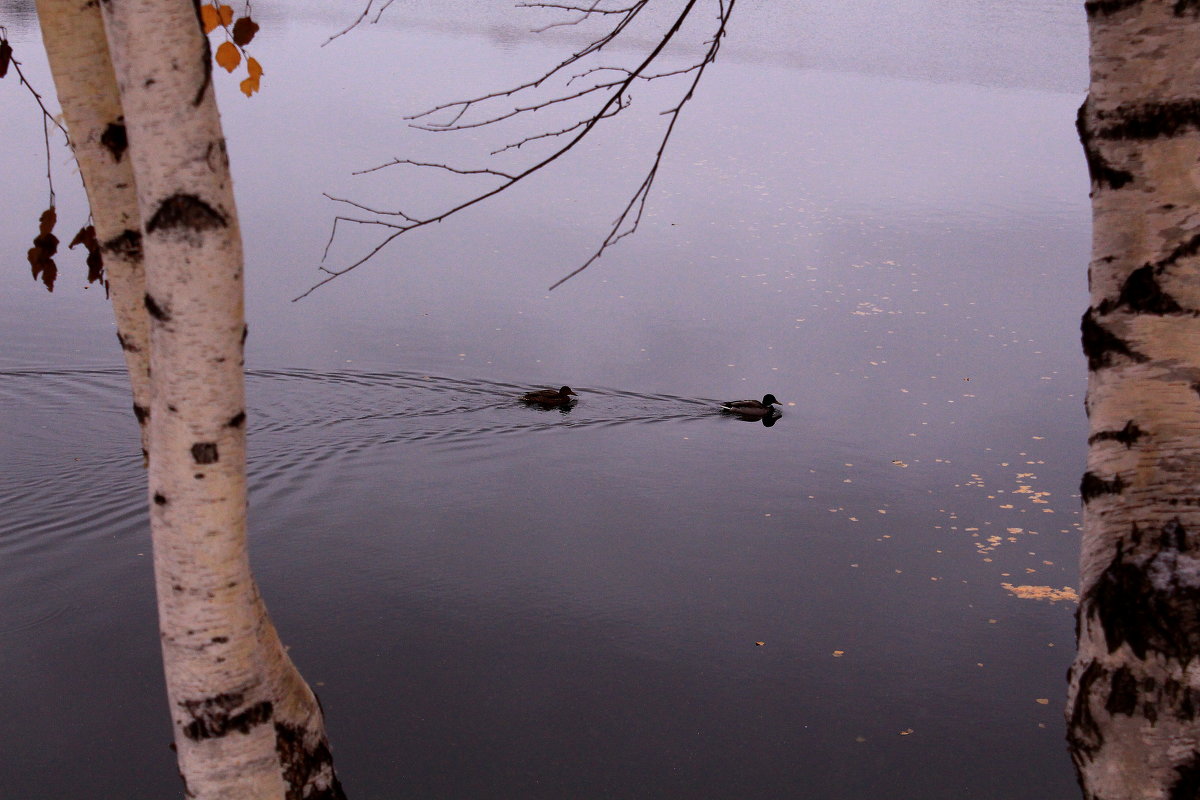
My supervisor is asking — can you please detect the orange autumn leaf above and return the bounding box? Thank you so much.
[199,5,219,32]
[239,73,260,97]
[215,41,241,73]
[246,56,263,79]
[200,4,233,33]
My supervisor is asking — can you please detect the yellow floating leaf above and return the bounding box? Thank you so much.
[1035,698,1050,705]
[754,641,765,647]
[215,41,240,73]
[246,56,264,79]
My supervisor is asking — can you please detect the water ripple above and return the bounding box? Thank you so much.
[2,367,748,559]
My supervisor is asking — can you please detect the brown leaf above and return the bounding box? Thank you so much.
[231,16,259,46]
[0,38,12,79]
[214,41,241,73]
[69,225,104,284]
[28,207,59,292]
[39,206,57,236]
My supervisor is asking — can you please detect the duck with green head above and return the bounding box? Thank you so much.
[719,394,781,417]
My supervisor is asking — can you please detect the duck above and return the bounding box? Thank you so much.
[521,386,578,406]
[719,394,781,417]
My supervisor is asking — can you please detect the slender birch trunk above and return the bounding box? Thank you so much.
[1068,2,1200,796]
[31,0,348,796]
[36,0,151,459]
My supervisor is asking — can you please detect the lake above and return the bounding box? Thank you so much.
[0,1,1089,797]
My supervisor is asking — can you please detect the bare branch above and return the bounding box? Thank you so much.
[519,1,639,33]
[298,0,736,300]
[404,0,649,127]
[490,98,626,154]
[323,0,398,46]
[1,27,72,205]
[410,78,625,132]
[352,160,517,180]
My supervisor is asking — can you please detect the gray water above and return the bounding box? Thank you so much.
[1,2,1088,797]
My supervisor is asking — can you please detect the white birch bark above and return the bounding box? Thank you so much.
[85,1,342,796]
[1069,1,1200,797]
[36,0,151,459]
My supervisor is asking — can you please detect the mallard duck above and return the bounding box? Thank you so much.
[521,386,578,406]
[719,394,781,417]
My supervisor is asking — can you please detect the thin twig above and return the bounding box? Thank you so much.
[2,28,71,205]
[297,0,735,300]
[322,0,397,46]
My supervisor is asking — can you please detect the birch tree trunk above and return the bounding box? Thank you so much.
[1069,2,1200,796]
[36,0,151,459]
[34,0,346,796]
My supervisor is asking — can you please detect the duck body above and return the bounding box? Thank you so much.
[720,394,781,417]
[521,386,578,406]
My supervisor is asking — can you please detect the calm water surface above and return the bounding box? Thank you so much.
[1,2,1088,798]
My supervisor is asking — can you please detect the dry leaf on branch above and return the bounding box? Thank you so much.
[215,41,241,73]
[231,16,259,46]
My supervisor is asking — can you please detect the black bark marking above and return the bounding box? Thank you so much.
[145,293,171,322]
[1157,232,1200,274]
[1098,264,1185,315]
[146,194,227,234]
[191,443,219,464]
[102,228,142,259]
[99,120,127,162]
[1176,0,1200,15]
[153,492,168,506]
[242,324,249,345]
[190,0,213,106]
[1067,659,1106,761]
[275,721,347,800]
[1077,102,1135,190]
[1088,420,1145,448]
[1163,677,1200,721]
[133,403,150,425]
[180,693,273,741]
[210,636,228,644]
[117,332,142,353]
[1080,471,1126,502]
[1085,0,1142,16]
[1097,100,1200,141]
[1084,520,1200,661]
[1105,666,1138,716]
[1081,308,1149,371]
[1171,753,1200,800]
[228,411,246,428]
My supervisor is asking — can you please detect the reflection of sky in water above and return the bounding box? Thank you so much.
[0,3,1088,798]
